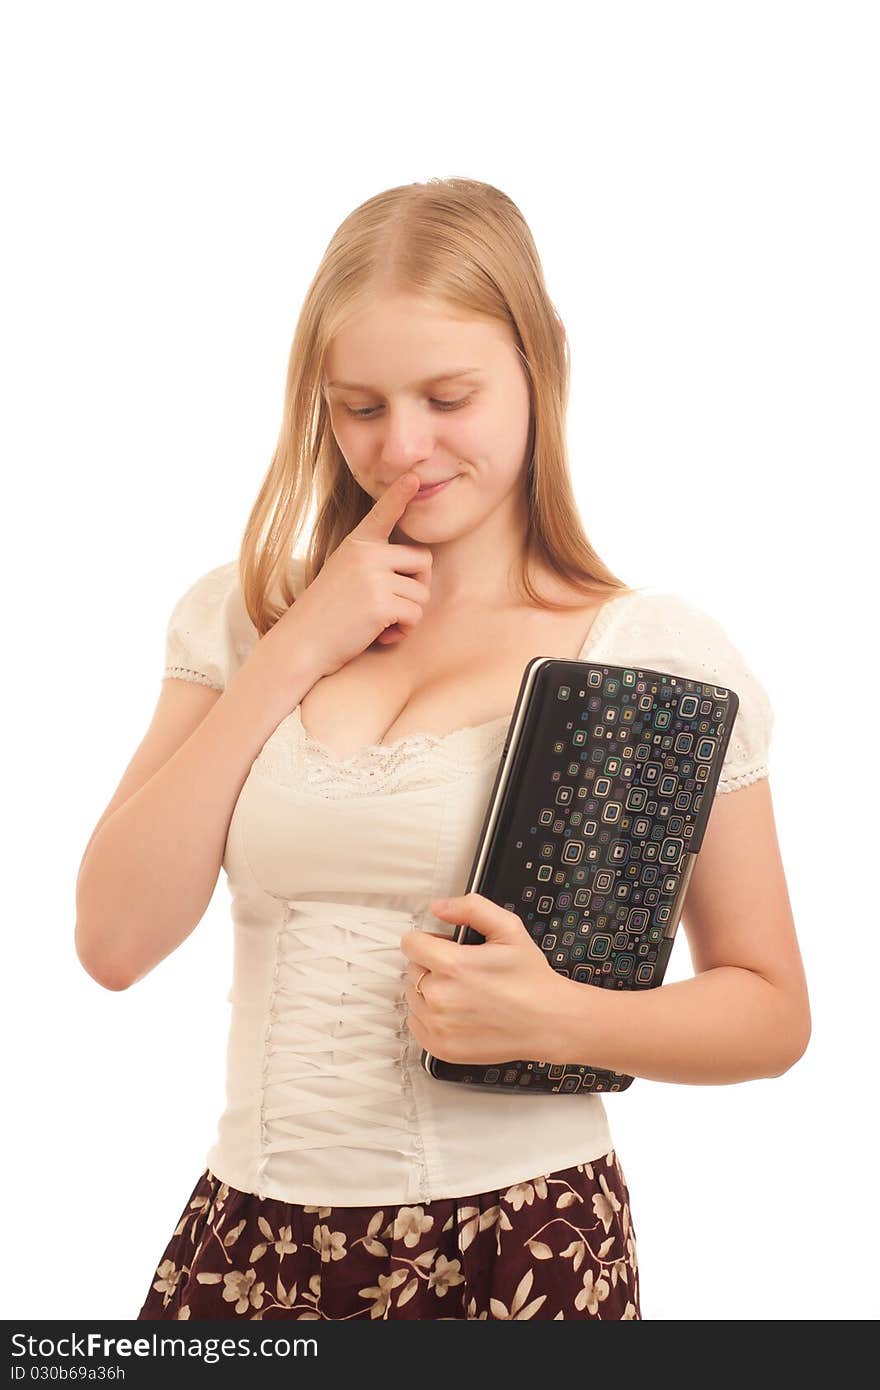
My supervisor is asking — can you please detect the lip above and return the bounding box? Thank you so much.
[410,476,456,501]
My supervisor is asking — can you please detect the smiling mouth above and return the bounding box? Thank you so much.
[410,476,457,500]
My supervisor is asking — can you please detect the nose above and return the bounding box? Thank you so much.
[378,403,439,470]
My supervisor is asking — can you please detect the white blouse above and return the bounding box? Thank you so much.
[162,558,774,1206]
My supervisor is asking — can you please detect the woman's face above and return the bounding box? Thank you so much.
[321,292,533,544]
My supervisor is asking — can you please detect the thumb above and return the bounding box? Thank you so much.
[430,893,520,940]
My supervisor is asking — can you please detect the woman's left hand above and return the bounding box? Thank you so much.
[399,892,565,1065]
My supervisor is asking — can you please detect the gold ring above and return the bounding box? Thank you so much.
[416,968,429,999]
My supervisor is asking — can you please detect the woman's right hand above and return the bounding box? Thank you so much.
[273,471,435,678]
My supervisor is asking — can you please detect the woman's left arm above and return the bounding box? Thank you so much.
[546,777,812,1083]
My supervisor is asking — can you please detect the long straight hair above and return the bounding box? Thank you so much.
[238,177,636,636]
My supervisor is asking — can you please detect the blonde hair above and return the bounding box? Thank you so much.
[238,177,635,636]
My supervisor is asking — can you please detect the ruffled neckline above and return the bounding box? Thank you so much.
[294,703,512,765]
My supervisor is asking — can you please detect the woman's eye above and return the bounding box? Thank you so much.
[344,397,470,419]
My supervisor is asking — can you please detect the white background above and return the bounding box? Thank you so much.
[2,0,877,1321]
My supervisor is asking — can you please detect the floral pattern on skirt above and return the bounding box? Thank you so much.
[137,1148,640,1320]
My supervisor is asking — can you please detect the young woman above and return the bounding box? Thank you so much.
[75,177,810,1321]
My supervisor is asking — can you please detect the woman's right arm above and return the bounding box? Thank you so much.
[77,476,433,992]
[74,616,328,992]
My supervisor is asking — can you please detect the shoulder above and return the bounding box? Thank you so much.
[163,559,255,691]
[166,559,241,620]
[595,587,752,658]
[163,554,309,690]
[595,587,775,794]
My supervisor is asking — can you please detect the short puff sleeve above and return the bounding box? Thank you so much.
[163,560,258,692]
[595,590,774,794]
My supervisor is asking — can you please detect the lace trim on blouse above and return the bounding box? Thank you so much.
[251,707,511,796]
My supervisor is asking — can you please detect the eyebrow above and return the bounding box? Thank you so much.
[325,367,484,391]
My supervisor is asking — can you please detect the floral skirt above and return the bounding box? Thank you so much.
[137,1148,640,1321]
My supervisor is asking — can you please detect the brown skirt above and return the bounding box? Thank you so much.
[137,1148,640,1321]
